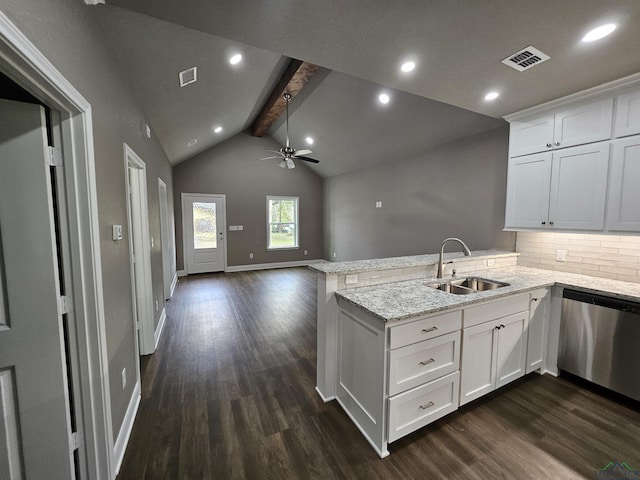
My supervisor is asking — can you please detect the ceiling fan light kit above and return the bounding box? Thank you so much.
[255,92,320,169]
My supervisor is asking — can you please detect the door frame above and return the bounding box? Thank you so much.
[0,11,113,480]
[181,193,227,274]
[158,178,172,300]
[124,144,155,357]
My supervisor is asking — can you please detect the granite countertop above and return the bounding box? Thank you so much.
[309,250,517,275]
[335,266,640,323]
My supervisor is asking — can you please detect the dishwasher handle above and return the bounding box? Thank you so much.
[563,289,640,314]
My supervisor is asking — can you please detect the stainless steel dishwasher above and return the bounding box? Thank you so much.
[559,289,640,402]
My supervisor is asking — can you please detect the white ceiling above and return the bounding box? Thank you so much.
[97,1,640,176]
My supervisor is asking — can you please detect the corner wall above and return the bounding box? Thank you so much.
[172,131,324,269]
[323,126,516,261]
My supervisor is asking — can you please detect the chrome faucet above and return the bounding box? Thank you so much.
[437,237,471,278]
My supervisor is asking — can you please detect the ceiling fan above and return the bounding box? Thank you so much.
[257,92,320,169]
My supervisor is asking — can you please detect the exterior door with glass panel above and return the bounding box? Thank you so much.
[183,193,226,274]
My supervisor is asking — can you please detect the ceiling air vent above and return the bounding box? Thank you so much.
[179,67,197,87]
[501,46,550,72]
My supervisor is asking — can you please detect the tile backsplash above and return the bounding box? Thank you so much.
[516,232,640,284]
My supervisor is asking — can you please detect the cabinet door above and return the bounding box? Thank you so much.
[459,319,499,406]
[607,137,640,232]
[509,115,554,157]
[548,143,610,230]
[505,153,552,229]
[496,312,528,389]
[526,289,550,374]
[553,98,613,149]
[614,89,640,138]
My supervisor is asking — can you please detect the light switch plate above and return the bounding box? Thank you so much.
[556,249,567,262]
[112,224,123,241]
[346,274,359,284]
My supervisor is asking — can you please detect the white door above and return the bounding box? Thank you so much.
[548,143,610,231]
[183,193,226,274]
[496,312,528,389]
[459,320,498,406]
[504,152,553,229]
[0,99,73,478]
[158,179,172,299]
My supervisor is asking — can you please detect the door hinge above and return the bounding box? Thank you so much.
[132,254,136,264]
[58,295,73,315]
[71,431,84,451]
[47,146,63,167]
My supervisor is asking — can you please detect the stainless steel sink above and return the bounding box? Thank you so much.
[427,277,509,295]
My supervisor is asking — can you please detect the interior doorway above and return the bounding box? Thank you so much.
[182,193,227,274]
[124,144,155,357]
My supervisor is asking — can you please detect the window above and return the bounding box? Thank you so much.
[267,196,299,249]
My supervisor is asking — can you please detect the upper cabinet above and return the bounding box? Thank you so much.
[614,89,640,138]
[504,79,640,234]
[509,98,613,157]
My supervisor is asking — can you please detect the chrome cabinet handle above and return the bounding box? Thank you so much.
[419,401,435,410]
[555,141,560,146]
[421,326,438,333]
[419,358,435,366]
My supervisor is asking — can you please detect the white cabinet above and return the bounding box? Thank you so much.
[607,136,640,231]
[526,289,550,374]
[495,313,528,388]
[509,98,613,157]
[505,143,610,230]
[615,88,640,138]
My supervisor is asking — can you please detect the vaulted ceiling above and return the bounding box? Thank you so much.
[97,1,640,177]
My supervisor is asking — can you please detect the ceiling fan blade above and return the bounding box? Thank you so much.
[256,156,282,161]
[294,149,312,156]
[295,156,320,164]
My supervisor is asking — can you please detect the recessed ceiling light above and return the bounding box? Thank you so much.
[305,136,314,145]
[378,93,391,105]
[214,126,223,134]
[484,91,500,101]
[229,53,243,65]
[582,23,617,43]
[400,61,416,73]
[187,138,198,147]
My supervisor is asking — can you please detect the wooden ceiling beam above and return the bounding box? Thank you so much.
[251,58,319,137]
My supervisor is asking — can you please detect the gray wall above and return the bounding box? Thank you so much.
[324,126,516,260]
[173,132,324,269]
[0,0,175,437]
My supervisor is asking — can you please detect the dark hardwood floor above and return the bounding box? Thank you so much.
[117,267,640,479]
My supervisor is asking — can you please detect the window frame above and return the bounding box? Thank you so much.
[266,195,299,250]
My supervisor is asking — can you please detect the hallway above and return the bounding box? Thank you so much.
[117,268,640,479]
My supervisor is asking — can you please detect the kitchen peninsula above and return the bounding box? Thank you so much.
[310,251,640,457]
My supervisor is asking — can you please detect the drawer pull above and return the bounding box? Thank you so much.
[421,326,438,333]
[419,358,436,366]
[418,401,435,410]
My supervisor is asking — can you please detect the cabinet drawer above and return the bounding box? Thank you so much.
[389,310,461,350]
[463,293,529,328]
[388,371,459,443]
[388,331,460,396]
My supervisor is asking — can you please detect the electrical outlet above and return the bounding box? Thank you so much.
[304,250,308,255]
[375,201,382,208]
[487,259,495,267]
[155,300,159,312]
[556,249,567,262]
[151,237,154,248]
[249,253,254,259]
[333,252,337,258]
[346,274,359,285]
[121,368,127,390]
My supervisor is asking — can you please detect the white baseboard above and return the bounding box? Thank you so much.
[225,259,325,273]
[169,272,178,297]
[315,386,335,403]
[177,269,187,277]
[113,381,141,476]
[154,307,166,350]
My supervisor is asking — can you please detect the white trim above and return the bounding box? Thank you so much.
[335,396,389,459]
[154,307,167,350]
[170,272,178,296]
[158,178,172,300]
[112,381,141,476]
[225,259,325,273]
[266,195,299,250]
[315,386,335,403]
[0,11,113,479]
[84,0,105,5]
[124,144,155,356]
[177,270,187,277]
[504,72,640,121]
